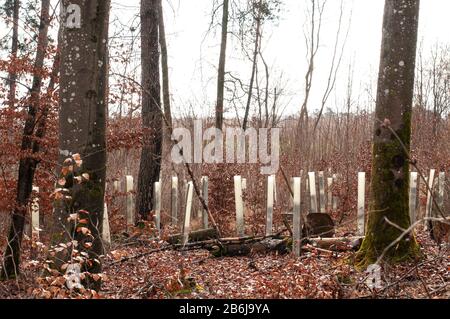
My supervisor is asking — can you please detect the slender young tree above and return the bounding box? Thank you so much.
[158,0,172,130]
[158,0,174,169]
[356,0,421,266]
[242,0,263,131]
[136,0,162,221]
[49,0,110,288]
[1,0,51,280]
[7,0,20,109]
[215,0,229,129]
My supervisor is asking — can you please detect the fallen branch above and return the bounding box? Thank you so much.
[106,228,365,265]
[166,228,218,245]
[306,236,364,251]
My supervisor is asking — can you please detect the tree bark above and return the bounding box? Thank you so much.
[1,0,51,280]
[158,0,173,167]
[215,0,229,129]
[7,0,20,109]
[158,0,172,129]
[356,0,421,267]
[136,0,162,221]
[50,0,110,289]
[242,0,262,131]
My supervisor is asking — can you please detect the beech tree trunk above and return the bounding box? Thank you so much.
[1,0,51,280]
[356,0,421,266]
[215,0,229,129]
[136,0,162,221]
[49,0,110,288]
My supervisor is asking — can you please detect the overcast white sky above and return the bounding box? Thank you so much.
[0,0,447,118]
[9,1,450,119]
[128,0,447,119]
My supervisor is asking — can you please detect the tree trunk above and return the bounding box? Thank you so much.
[356,0,421,267]
[7,0,20,109]
[1,0,51,280]
[215,0,229,129]
[50,0,110,289]
[158,0,173,168]
[158,0,172,130]
[136,0,162,221]
[242,1,262,131]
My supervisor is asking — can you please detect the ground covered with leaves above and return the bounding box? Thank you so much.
[0,230,448,299]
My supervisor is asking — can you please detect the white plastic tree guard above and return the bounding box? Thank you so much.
[437,172,445,214]
[154,181,162,234]
[308,172,318,214]
[126,175,134,230]
[31,186,40,242]
[182,181,194,245]
[409,172,418,224]
[318,171,326,213]
[327,177,333,211]
[357,172,366,236]
[234,176,245,237]
[201,176,209,229]
[292,177,302,257]
[102,201,111,246]
[171,176,178,225]
[332,174,338,211]
[425,169,436,230]
[266,175,275,236]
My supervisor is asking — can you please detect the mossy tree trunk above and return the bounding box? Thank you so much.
[356,0,421,267]
[50,0,111,289]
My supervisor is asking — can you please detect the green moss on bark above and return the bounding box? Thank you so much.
[355,122,420,268]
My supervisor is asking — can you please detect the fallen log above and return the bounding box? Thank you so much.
[166,228,218,245]
[108,235,364,264]
[306,236,364,251]
[207,236,364,257]
[208,238,290,257]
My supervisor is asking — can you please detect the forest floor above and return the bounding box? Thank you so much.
[0,230,448,299]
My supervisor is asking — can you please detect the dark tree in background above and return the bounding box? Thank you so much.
[136,0,162,221]
[356,0,421,266]
[215,0,229,130]
[7,0,20,109]
[1,0,51,280]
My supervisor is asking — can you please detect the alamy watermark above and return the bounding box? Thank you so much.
[170,120,280,175]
